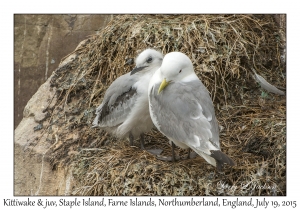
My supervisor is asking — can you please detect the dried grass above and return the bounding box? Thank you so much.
[42,14,285,196]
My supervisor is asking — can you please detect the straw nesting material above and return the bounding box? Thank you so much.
[42,14,286,196]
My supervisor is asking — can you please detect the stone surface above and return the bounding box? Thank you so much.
[14,74,75,195]
[14,14,112,195]
[14,50,83,195]
[14,14,113,129]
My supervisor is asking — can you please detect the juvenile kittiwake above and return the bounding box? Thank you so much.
[93,49,163,155]
[148,52,235,171]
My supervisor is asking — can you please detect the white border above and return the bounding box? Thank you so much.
[2,0,299,209]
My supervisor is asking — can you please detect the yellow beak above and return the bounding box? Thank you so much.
[158,78,170,94]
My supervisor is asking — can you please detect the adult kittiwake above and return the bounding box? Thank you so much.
[93,49,163,155]
[148,52,235,171]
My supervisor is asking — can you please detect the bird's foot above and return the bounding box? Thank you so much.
[146,148,164,156]
[139,134,163,155]
[156,154,181,162]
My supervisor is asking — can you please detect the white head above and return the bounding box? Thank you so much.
[130,49,163,75]
[158,52,195,93]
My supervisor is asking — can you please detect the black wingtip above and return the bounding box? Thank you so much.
[210,150,235,172]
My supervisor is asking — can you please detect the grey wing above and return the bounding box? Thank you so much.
[150,80,220,152]
[92,72,139,127]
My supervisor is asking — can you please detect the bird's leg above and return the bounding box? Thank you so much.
[129,132,134,146]
[140,133,163,155]
[171,142,176,162]
[156,141,180,162]
[140,133,145,150]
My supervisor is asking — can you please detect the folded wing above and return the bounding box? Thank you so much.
[93,72,139,127]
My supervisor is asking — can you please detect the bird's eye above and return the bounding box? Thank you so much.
[179,69,182,73]
[146,57,153,63]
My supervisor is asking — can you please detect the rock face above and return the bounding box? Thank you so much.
[14,76,62,195]
[14,14,112,195]
[14,52,82,195]
[14,14,112,129]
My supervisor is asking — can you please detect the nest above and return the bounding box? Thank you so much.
[42,14,285,196]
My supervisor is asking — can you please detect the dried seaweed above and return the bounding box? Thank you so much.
[38,14,285,196]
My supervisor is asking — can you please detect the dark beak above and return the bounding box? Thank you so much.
[130,66,147,75]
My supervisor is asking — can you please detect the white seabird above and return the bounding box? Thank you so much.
[93,49,163,154]
[148,52,235,171]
